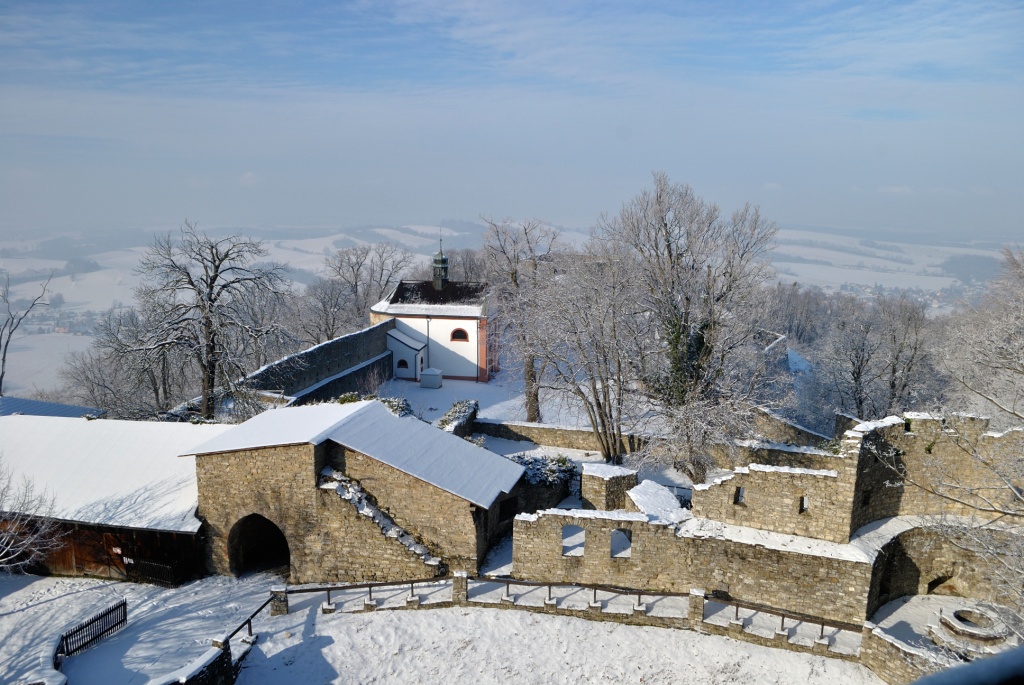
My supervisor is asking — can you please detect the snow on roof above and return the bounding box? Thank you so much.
[187,402,369,455]
[187,401,525,508]
[372,302,485,318]
[582,463,637,480]
[627,480,691,525]
[0,396,101,418]
[0,415,231,532]
[747,464,838,478]
[387,328,426,351]
[323,401,524,508]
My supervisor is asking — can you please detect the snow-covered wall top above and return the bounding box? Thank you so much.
[0,415,231,532]
[627,480,691,525]
[582,463,637,480]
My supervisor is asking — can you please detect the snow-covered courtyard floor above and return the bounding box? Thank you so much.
[236,603,883,685]
[2,573,885,685]
[0,572,277,685]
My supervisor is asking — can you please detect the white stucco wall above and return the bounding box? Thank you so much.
[394,317,480,380]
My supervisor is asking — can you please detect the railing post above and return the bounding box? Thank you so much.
[452,572,469,605]
[270,587,289,616]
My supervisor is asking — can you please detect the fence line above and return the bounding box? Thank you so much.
[55,598,128,666]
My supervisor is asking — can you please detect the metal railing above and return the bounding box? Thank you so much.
[286,575,453,608]
[55,598,127,666]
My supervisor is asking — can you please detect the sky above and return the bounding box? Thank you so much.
[0,1,1021,242]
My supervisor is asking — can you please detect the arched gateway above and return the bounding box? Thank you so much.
[228,514,290,576]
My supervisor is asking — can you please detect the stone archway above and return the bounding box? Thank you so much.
[228,513,290,576]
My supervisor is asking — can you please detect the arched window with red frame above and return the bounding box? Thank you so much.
[450,328,469,342]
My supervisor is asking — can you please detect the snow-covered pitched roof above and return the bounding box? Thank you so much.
[0,396,101,418]
[371,301,485,318]
[388,328,426,351]
[323,401,524,508]
[186,401,525,509]
[0,416,232,532]
[186,402,368,455]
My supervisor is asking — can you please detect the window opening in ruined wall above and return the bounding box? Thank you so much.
[562,525,585,556]
[733,486,745,505]
[799,495,809,514]
[610,529,632,558]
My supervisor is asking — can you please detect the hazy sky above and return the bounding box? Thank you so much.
[1,1,1021,241]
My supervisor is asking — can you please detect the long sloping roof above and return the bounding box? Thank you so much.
[186,401,524,508]
[0,396,102,418]
[0,416,231,532]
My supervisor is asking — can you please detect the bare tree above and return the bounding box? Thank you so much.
[131,221,288,419]
[598,173,781,474]
[600,173,777,407]
[1,274,51,396]
[483,218,559,423]
[0,454,64,572]
[817,292,937,420]
[527,242,653,461]
[325,242,414,321]
[294,277,355,345]
[60,307,197,419]
[945,246,1024,426]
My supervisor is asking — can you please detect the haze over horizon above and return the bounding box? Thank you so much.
[1,1,1021,243]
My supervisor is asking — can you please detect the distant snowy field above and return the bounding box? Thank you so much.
[0,574,882,685]
[1,333,94,396]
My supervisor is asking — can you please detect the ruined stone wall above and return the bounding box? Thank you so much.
[859,628,937,685]
[849,416,1023,536]
[580,472,636,510]
[753,408,831,447]
[473,418,644,454]
[339,446,483,572]
[867,526,1012,618]
[512,513,872,625]
[690,466,855,544]
[245,319,394,398]
[195,443,436,584]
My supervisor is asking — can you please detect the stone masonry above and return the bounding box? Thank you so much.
[512,511,872,626]
[196,442,442,583]
[580,464,637,510]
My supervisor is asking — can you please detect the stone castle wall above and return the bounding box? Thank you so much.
[849,416,1023,536]
[690,466,854,544]
[196,442,443,583]
[580,472,637,510]
[512,512,872,625]
[752,409,831,447]
[335,445,484,572]
[867,525,1011,618]
[473,418,645,454]
[245,320,394,399]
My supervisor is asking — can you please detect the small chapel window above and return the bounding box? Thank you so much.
[397,359,409,369]
[451,328,469,342]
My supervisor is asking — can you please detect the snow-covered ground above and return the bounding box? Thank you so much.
[0,573,277,685]
[236,602,883,685]
[2,573,885,685]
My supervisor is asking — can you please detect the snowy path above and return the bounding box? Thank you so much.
[236,605,883,685]
[0,573,277,685]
